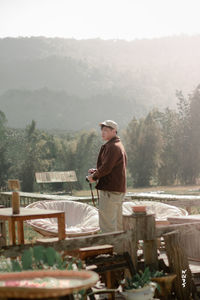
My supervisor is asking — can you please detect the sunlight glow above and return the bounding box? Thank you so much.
[0,0,200,40]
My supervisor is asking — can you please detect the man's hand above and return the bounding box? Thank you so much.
[88,168,96,174]
[87,174,96,183]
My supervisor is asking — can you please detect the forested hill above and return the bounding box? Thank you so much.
[0,36,200,130]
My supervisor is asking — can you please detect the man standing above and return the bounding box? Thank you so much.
[88,120,127,233]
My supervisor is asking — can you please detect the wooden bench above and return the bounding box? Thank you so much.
[35,171,77,195]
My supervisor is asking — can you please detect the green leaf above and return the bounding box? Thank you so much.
[11,260,21,272]
[45,247,57,266]
[33,245,46,264]
[21,249,33,270]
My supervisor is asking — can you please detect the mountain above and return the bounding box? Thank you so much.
[0,36,200,130]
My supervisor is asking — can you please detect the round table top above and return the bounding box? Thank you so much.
[0,269,99,299]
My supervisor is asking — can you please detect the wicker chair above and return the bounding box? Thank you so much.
[26,200,99,237]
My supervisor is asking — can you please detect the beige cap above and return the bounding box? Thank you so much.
[99,120,118,131]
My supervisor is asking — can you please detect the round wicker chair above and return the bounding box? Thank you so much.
[26,200,99,237]
[122,200,188,224]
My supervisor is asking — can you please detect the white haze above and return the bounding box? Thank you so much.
[0,0,200,40]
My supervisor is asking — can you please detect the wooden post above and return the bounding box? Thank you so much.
[163,230,194,300]
[123,215,138,269]
[143,239,158,270]
[8,180,21,214]
[123,213,158,271]
[12,192,20,214]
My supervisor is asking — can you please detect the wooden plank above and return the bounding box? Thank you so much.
[167,216,200,261]
[0,231,132,258]
[123,214,157,270]
[0,220,6,246]
[163,230,194,300]
[126,192,200,209]
[156,222,200,237]
[8,219,16,246]
[57,212,66,240]
[17,221,24,244]
[168,214,200,224]
[79,245,114,260]
[123,216,138,269]
[143,239,158,270]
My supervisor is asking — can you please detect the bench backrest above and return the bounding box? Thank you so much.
[35,171,77,183]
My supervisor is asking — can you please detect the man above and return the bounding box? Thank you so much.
[88,120,127,233]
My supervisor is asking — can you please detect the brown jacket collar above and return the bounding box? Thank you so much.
[104,136,120,146]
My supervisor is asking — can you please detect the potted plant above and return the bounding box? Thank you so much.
[121,267,156,300]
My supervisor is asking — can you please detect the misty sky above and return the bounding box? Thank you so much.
[0,0,200,40]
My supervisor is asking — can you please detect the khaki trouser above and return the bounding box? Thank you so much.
[99,190,125,233]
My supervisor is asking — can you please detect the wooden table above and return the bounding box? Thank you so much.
[0,207,65,245]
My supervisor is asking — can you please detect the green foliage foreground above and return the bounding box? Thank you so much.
[0,245,83,272]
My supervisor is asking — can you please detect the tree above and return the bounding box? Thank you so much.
[74,131,101,188]
[0,111,10,187]
[125,111,162,187]
[188,84,200,182]
[157,108,180,185]
[175,90,194,184]
[20,120,55,191]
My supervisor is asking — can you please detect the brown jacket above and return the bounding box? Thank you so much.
[93,136,127,193]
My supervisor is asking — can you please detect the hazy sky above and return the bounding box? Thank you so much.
[1,0,200,40]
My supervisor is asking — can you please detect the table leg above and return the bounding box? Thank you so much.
[57,212,66,240]
[17,220,24,244]
[8,219,16,246]
[0,220,6,246]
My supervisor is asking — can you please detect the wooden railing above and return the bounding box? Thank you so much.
[2,191,200,213]
[0,192,96,207]
[125,192,200,213]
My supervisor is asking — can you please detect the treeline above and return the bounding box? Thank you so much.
[125,84,200,186]
[0,117,102,192]
[1,84,200,191]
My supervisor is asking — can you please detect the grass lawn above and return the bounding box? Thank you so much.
[73,185,200,197]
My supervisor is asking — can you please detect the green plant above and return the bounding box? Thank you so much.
[123,267,152,290]
[150,269,165,278]
[0,246,83,272]
[123,267,166,291]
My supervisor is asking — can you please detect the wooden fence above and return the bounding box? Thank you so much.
[2,191,200,212]
[0,192,95,207]
[125,192,200,213]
